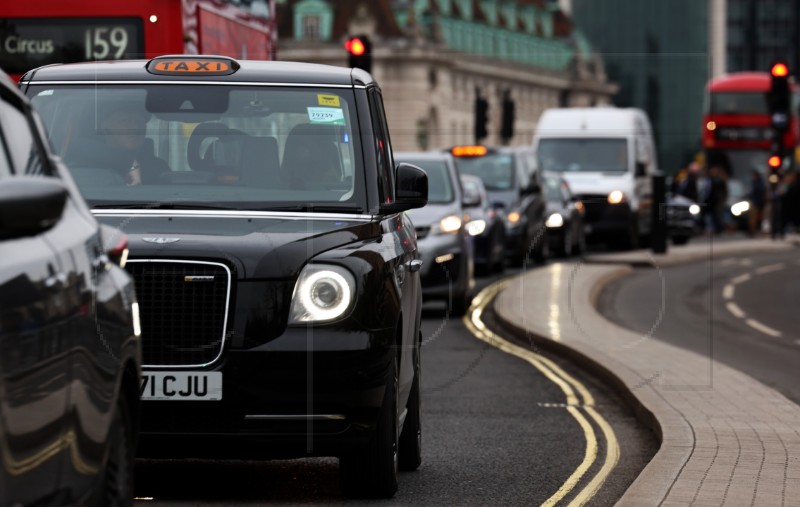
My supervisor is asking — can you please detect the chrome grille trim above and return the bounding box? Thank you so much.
[127,259,232,369]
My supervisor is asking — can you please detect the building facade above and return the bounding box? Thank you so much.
[726,0,800,74]
[569,0,710,174]
[276,0,617,151]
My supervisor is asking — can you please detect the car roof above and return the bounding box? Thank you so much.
[21,58,374,87]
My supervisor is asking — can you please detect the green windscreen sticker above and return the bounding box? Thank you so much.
[307,107,345,125]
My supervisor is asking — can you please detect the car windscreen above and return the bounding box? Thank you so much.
[453,154,514,191]
[399,159,454,204]
[28,85,365,212]
[538,138,628,173]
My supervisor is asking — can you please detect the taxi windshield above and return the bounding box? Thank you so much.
[538,138,628,173]
[28,85,365,211]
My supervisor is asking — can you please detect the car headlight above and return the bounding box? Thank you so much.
[289,264,355,324]
[545,213,564,228]
[466,219,487,236]
[730,201,750,217]
[608,190,625,204]
[689,204,701,216]
[131,302,142,337]
[505,211,522,227]
[430,214,462,235]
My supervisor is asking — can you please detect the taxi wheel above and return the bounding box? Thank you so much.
[340,357,399,498]
[399,335,422,471]
[102,390,134,507]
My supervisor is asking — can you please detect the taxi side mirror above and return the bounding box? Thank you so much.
[381,163,428,213]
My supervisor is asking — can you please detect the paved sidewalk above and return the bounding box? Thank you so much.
[493,239,800,506]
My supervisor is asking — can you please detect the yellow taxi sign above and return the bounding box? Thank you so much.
[147,57,238,76]
[451,145,488,157]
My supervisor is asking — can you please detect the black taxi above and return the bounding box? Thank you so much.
[21,56,428,498]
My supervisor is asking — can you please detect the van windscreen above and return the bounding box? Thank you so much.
[538,139,628,173]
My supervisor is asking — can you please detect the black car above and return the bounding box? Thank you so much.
[460,174,506,274]
[543,173,586,257]
[450,146,548,264]
[0,71,141,505]
[23,56,428,498]
[394,152,474,314]
[666,193,701,245]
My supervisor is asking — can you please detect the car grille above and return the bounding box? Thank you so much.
[126,260,231,367]
[575,194,609,223]
[667,204,692,222]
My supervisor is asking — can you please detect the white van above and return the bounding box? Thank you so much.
[533,107,657,249]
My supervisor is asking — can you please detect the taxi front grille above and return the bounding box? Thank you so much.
[126,260,231,367]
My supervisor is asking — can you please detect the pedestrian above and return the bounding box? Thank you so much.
[769,168,786,239]
[678,161,700,202]
[705,164,727,235]
[748,170,766,236]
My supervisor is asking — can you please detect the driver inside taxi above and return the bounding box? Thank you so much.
[89,104,169,185]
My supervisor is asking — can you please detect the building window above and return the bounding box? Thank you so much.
[303,15,321,40]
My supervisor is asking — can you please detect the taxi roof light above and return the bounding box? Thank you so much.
[146,56,239,76]
[451,145,488,157]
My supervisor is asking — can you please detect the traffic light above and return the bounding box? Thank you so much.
[474,95,488,142]
[769,61,791,133]
[345,35,372,74]
[500,90,515,143]
[768,152,783,184]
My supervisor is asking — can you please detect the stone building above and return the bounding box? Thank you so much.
[276,0,617,151]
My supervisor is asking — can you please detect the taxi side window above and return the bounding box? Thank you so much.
[0,96,46,176]
[368,88,395,202]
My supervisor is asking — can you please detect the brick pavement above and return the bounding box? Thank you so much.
[493,239,800,506]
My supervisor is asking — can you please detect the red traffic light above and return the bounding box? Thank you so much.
[345,37,366,56]
[771,62,789,77]
[768,155,782,168]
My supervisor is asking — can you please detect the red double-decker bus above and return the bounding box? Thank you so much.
[1,0,276,82]
[703,72,800,154]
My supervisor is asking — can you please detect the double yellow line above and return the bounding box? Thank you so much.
[463,280,620,507]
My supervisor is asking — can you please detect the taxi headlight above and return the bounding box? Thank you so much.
[731,201,750,217]
[289,265,355,324]
[608,190,625,204]
[689,204,701,216]
[466,219,487,236]
[545,213,564,228]
[433,214,462,235]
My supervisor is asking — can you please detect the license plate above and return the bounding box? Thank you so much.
[140,372,222,401]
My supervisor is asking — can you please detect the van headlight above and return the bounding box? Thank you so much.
[289,264,355,324]
[689,204,701,216]
[608,190,625,204]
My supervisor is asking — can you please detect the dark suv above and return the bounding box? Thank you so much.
[23,56,428,498]
[0,71,141,505]
[451,146,548,264]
